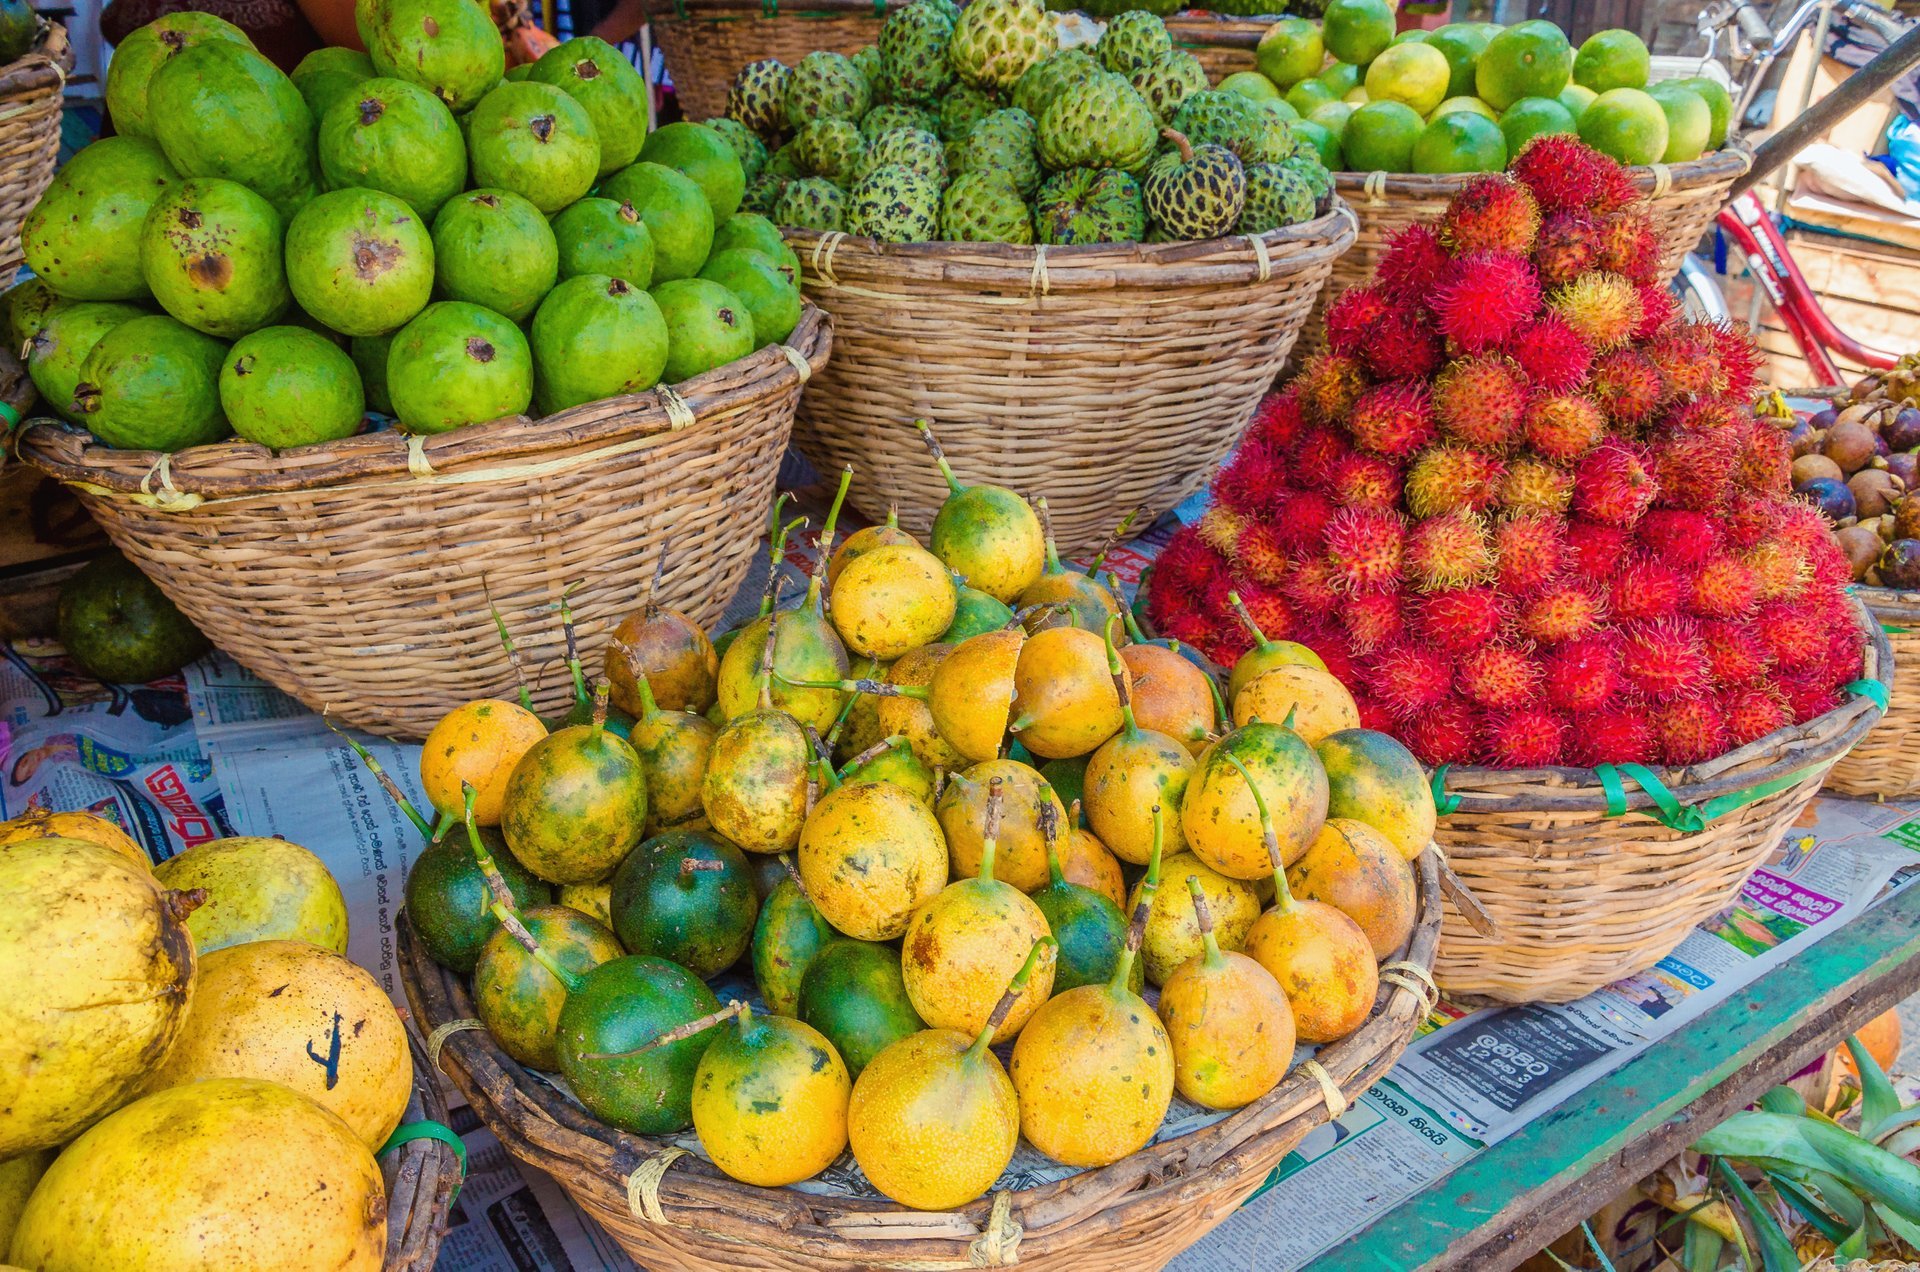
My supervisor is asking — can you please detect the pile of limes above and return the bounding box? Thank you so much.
[1231,0,1731,175]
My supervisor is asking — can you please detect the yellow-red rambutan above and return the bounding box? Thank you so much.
[1439,174,1543,256]
[1406,443,1506,517]
[1432,354,1528,448]
[1347,381,1439,460]
[1433,251,1542,352]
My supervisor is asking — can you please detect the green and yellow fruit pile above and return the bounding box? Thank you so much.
[9,1,800,452]
[1242,0,1733,174]
[722,1,1333,244]
[0,812,408,1271]
[391,427,1435,1211]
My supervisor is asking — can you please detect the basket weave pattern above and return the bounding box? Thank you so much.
[1432,597,1891,1003]
[1826,588,1920,798]
[16,309,833,740]
[0,23,69,289]
[400,851,1442,1271]
[1166,11,1264,82]
[651,5,900,122]
[782,208,1356,554]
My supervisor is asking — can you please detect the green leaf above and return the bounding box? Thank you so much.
[1682,1222,1725,1272]
[1873,1200,1920,1250]
[1869,1102,1920,1147]
[1766,1170,1849,1243]
[1836,1216,1875,1261]
[1802,1168,1868,1233]
[1713,1159,1800,1272]
[1695,1111,1920,1221]
[1758,1086,1807,1117]
[1885,1124,1920,1158]
[1848,1034,1903,1141]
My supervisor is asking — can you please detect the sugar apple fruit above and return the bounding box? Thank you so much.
[1237,162,1316,233]
[877,0,956,106]
[940,169,1033,244]
[1171,89,1294,165]
[794,118,868,187]
[703,117,770,182]
[783,51,871,131]
[1096,12,1171,74]
[846,163,941,242]
[1128,50,1206,125]
[1033,167,1144,244]
[774,177,848,231]
[767,143,803,179]
[1037,72,1157,173]
[862,102,939,141]
[939,83,1005,141]
[727,59,791,140]
[948,0,1056,93]
[1280,154,1332,209]
[1012,48,1099,120]
[851,45,884,95]
[741,170,789,214]
[953,108,1040,196]
[1144,130,1246,241]
[856,126,947,186]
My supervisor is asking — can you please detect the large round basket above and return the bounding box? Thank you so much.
[782,207,1356,553]
[14,308,833,740]
[1825,586,1920,798]
[1430,595,1891,1005]
[1165,11,1266,83]
[0,22,69,289]
[384,1020,464,1270]
[649,0,905,123]
[399,850,1441,1271]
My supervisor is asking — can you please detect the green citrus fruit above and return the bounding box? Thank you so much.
[1411,110,1507,173]
[1475,19,1572,112]
[1425,23,1495,100]
[1577,87,1669,166]
[1675,75,1732,149]
[1285,78,1339,118]
[1291,119,1340,168]
[1317,61,1362,96]
[1254,18,1323,90]
[1342,99,1424,172]
[1322,0,1396,67]
[1344,86,1370,104]
[1364,42,1451,118]
[1429,95,1496,121]
[1499,95,1576,155]
[1573,28,1650,93]
[1646,81,1710,162]
[1219,70,1281,101]
[1309,100,1355,137]
[1559,83,1598,118]
[1259,97,1301,123]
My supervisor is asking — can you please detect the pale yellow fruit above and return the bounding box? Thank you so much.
[0,1151,51,1253]
[1130,851,1261,986]
[154,835,349,955]
[0,810,147,869]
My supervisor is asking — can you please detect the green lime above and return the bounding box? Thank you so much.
[1393,30,1429,44]
[1646,81,1710,162]
[1220,69,1282,101]
[1364,41,1452,117]
[1429,95,1497,121]
[1499,95,1576,155]
[1412,110,1507,173]
[1343,99,1425,172]
[1317,61,1362,96]
[1426,23,1495,100]
[1323,0,1396,67]
[1573,28,1650,92]
[1309,100,1355,138]
[1292,118,1341,168]
[1674,75,1732,150]
[1286,78,1339,117]
[1577,86,1670,165]
[1255,18,1325,90]
[1476,19,1572,111]
[1259,97,1301,123]
[1559,83,1598,118]
[1345,86,1370,104]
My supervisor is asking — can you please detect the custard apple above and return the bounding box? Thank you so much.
[727,59,791,140]
[774,177,848,231]
[1171,89,1294,165]
[1237,162,1316,233]
[767,142,803,179]
[954,108,1041,196]
[851,45,885,96]
[948,0,1056,93]
[877,0,956,106]
[1034,167,1144,244]
[861,104,936,141]
[1096,12,1171,74]
[939,83,1005,141]
[794,118,868,187]
[1012,48,1099,120]
[1128,50,1206,125]
[1280,154,1332,208]
[856,126,947,185]
[1145,132,1245,241]
[846,163,941,242]
[1037,73,1157,173]
[941,169,1033,244]
[783,51,871,131]
[703,117,770,182]
[742,170,790,214]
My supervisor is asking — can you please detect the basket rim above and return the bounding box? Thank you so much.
[14,305,832,501]
[400,851,1442,1263]
[1852,582,1920,625]
[1332,139,1752,196]
[644,0,901,19]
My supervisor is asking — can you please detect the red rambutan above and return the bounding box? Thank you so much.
[1701,618,1771,685]
[1722,685,1789,746]
[1807,534,1853,591]
[1734,418,1792,493]
[1347,381,1439,460]
[1495,511,1568,592]
[1774,500,1838,556]
[1273,488,1338,554]
[1663,395,1742,436]
[1432,354,1529,448]
[1500,458,1575,515]
[1824,618,1865,685]
[1636,509,1721,568]
[1753,599,1829,670]
[1504,314,1595,392]
[1721,494,1782,549]
[1654,695,1729,765]
[1328,452,1404,510]
[1532,210,1602,287]
[1746,537,1811,600]
[1404,695,1481,765]
[1689,554,1759,619]
[1233,521,1290,585]
[1520,581,1606,644]
[1361,310,1446,381]
[1283,554,1344,611]
[1619,618,1710,702]
[1510,134,1641,216]
[1565,519,1631,581]
[1375,223,1453,302]
[1643,325,1722,401]
[1609,553,1686,621]
[1709,321,1765,399]
[1406,510,1495,591]
[1296,351,1370,425]
[1651,430,1737,512]
[1566,706,1658,766]
[1524,394,1606,462]
[1406,444,1506,517]
[1354,693,1395,734]
[1342,589,1406,653]
[1632,282,1678,340]
[1212,440,1289,519]
[1291,424,1352,489]
[1301,625,1358,686]
[1595,209,1662,285]
[1779,665,1843,723]
[1368,643,1455,719]
[1439,174,1542,257]
[1324,507,1406,591]
[1432,251,1542,353]
[1236,582,1295,641]
[1247,390,1305,452]
[1415,586,1512,653]
[1573,440,1657,528]
[1588,348,1666,427]
[1324,285,1394,355]
[1543,638,1621,712]
[1152,527,1217,596]
[1458,642,1544,710]
[1484,705,1568,767]
[1549,271,1643,352]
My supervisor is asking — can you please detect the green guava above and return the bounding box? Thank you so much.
[529,274,668,414]
[148,40,319,218]
[318,77,468,222]
[103,11,250,141]
[526,36,649,175]
[550,197,655,290]
[350,332,395,414]
[139,177,290,338]
[358,0,505,112]
[57,551,210,685]
[3,277,65,352]
[26,302,147,424]
[650,278,754,384]
[71,314,230,450]
[639,122,746,221]
[386,300,533,433]
[284,188,435,337]
[21,137,178,301]
[599,162,714,282]
[466,80,600,213]
[429,188,558,322]
[219,325,366,448]
[291,46,376,123]
[710,212,799,286]
[697,248,797,344]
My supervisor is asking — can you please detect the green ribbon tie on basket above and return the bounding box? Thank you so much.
[0,401,18,431]
[379,1120,468,1203]
[1429,764,1461,815]
[1594,761,1818,833]
[1846,677,1891,711]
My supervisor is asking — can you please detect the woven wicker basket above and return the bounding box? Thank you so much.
[15,308,833,740]
[782,207,1355,554]
[1430,595,1892,1004]
[399,849,1441,1271]
[384,1021,463,1270]
[648,0,904,123]
[1165,10,1266,82]
[1825,586,1920,798]
[0,22,69,290]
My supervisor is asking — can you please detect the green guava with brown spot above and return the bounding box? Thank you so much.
[3,277,65,351]
[147,40,318,218]
[139,177,290,338]
[219,325,366,448]
[26,302,147,425]
[318,77,468,222]
[291,46,376,123]
[639,122,747,221]
[710,212,800,285]
[103,11,251,141]
[430,188,557,322]
[22,137,178,302]
[526,36,650,175]
[284,187,435,337]
[550,197,655,289]
[357,0,505,112]
[529,273,668,414]
[697,248,798,345]
[651,278,756,383]
[71,314,231,451]
[599,162,713,281]
[466,81,600,214]
[385,300,533,434]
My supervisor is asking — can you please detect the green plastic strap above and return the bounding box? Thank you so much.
[1429,764,1460,815]
[1846,677,1892,712]
[1596,763,1629,818]
[0,402,18,430]
[1886,624,1910,635]
[379,1120,468,1203]
[1596,761,1821,833]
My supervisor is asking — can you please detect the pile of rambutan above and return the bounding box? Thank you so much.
[1147,136,1866,770]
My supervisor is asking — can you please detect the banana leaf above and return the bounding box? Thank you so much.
[1695,1112,1920,1222]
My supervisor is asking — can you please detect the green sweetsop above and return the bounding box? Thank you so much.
[767,142,803,179]
[728,59,792,140]
[1171,89,1294,165]
[877,0,956,106]
[1096,12,1171,74]
[1037,72,1157,173]
[1237,162,1316,233]
[1128,50,1206,125]
[774,177,848,231]
[948,0,1056,93]
[1033,167,1144,244]
[846,163,941,242]
[1280,154,1332,209]
[704,117,770,182]
[1144,130,1245,241]
[954,107,1041,196]
[1012,48,1100,119]
[857,126,947,185]
[941,169,1033,244]
[742,170,790,214]
[783,51,871,131]
[795,118,868,187]
[851,45,885,96]
[938,83,1004,141]
[862,103,939,141]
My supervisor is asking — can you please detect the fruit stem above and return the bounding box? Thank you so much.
[1222,750,1296,914]
[631,671,662,723]
[1161,127,1196,166]
[1085,508,1143,579]
[778,852,810,898]
[163,887,209,923]
[560,583,588,710]
[483,581,536,715]
[885,505,899,529]
[840,733,908,781]
[759,507,808,620]
[431,811,457,844]
[774,671,927,700]
[1118,581,1152,645]
[642,539,673,625]
[814,752,842,794]
[323,708,435,840]
[1035,495,1064,576]
[577,1000,748,1061]
[1112,805,1163,992]
[461,783,581,992]
[1037,784,1065,887]
[1102,614,1137,735]
[753,588,784,713]
[1226,591,1275,652]
[977,777,1004,884]
[822,657,877,753]
[967,937,1055,1064]
[916,419,965,498]
[806,466,853,614]
[1188,875,1226,971]
[1069,797,1084,830]
[1203,668,1229,735]
[589,677,611,737]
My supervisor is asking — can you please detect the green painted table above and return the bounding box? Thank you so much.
[1313,877,1920,1271]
